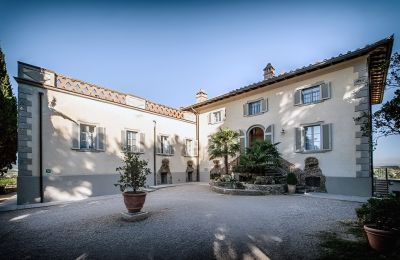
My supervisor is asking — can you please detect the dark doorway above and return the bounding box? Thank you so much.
[249,127,264,147]
[161,173,168,184]
[187,172,193,182]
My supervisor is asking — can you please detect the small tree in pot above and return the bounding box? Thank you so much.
[286,172,297,194]
[115,151,151,213]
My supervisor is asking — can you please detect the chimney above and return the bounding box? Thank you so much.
[263,63,275,80]
[196,89,208,103]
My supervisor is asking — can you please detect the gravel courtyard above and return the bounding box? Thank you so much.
[0,183,361,260]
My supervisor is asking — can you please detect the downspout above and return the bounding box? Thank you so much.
[153,120,157,186]
[190,107,200,182]
[368,80,374,197]
[38,92,44,203]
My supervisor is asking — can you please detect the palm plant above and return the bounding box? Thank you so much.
[208,128,240,175]
[237,140,280,174]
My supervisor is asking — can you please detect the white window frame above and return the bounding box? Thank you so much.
[301,85,321,104]
[248,100,262,116]
[159,135,173,155]
[208,108,225,124]
[80,123,97,150]
[126,130,139,153]
[185,138,194,156]
[303,124,321,151]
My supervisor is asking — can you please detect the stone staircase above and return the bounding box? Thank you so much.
[374,178,389,197]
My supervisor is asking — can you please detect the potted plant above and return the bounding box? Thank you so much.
[356,197,400,252]
[286,172,297,194]
[115,151,151,213]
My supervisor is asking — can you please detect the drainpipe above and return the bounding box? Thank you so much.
[368,82,374,197]
[38,92,44,203]
[190,107,200,182]
[153,120,157,186]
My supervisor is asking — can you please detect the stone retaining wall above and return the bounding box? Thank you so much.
[210,183,285,196]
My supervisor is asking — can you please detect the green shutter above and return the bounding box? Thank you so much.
[243,103,248,116]
[72,122,80,149]
[295,127,302,152]
[261,98,268,112]
[96,127,106,151]
[294,90,302,106]
[139,132,145,153]
[321,82,331,100]
[322,123,332,150]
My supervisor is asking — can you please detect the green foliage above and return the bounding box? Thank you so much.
[114,151,151,193]
[234,140,280,174]
[374,167,400,180]
[355,197,400,231]
[286,172,298,185]
[0,177,16,187]
[0,48,17,176]
[208,128,240,175]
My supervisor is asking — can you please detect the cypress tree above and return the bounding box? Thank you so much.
[0,47,17,176]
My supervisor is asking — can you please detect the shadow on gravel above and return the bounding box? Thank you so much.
[317,221,400,260]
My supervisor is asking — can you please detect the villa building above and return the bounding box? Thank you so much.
[16,36,393,204]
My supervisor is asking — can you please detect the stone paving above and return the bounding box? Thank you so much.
[0,183,361,259]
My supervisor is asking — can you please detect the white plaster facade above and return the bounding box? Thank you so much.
[16,37,393,204]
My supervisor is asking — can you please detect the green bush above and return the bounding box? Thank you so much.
[356,197,400,231]
[234,140,280,174]
[286,172,298,185]
[0,177,16,187]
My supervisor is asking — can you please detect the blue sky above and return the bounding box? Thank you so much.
[0,0,399,165]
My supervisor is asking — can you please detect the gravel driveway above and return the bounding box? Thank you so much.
[0,183,360,260]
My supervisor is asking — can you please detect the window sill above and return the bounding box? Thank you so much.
[294,100,324,107]
[183,154,198,157]
[296,149,331,154]
[244,112,266,117]
[156,153,174,156]
[209,121,224,125]
[71,148,104,153]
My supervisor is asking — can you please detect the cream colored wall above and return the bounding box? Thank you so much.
[197,57,368,179]
[35,89,196,186]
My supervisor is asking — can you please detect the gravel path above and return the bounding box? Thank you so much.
[0,183,360,259]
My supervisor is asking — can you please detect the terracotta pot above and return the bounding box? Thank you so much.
[287,184,296,194]
[123,191,147,213]
[364,225,399,252]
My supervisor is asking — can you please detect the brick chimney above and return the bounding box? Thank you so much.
[263,63,275,80]
[196,89,208,103]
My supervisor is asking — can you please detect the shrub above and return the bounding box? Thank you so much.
[287,172,298,185]
[114,151,151,193]
[0,177,16,187]
[235,140,281,174]
[356,197,400,231]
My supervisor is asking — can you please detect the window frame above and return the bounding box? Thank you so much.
[126,130,139,153]
[301,85,321,104]
[248,100,262,116]
[158,134,173,155]
[303,124,321,151]
[79,123,97,150]
[208,108,225,124]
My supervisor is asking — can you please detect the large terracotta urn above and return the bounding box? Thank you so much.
[123,191,147,213]
[364,225,399,252]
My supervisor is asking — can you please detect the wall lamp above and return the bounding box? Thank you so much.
[281,128,285,135]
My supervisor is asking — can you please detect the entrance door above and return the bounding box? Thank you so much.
[248,127,264,147]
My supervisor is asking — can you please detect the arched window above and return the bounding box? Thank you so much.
[247,126,265,147]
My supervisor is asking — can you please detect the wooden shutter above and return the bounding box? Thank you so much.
[261,98,268,112]
[121,130,126,150]
[170,143,175,155]
[322,123,332,150]
[243,103,248,116]
[193,140,198,157]
[222,108,226,121]
[321,82,331,100]
[294,90,302,106]
[265,124,274,144]
[96,127,106,151]
[72,122,80,149]
[139,132,145,153]
[157,135,162,154]
[208,113,212,124]
[238,129,246,154]
[295,127,302,152]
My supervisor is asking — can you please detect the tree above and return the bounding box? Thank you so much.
[208,128,240,175]
[0,48,17,176]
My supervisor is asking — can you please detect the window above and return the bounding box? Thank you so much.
[295,123,332,152]
[304,125,321,151]
[294,82,331,106]
[185,139,193,156]
[126,131,138,152]
[208,108,225,124]
[158,135,173,155]
[302,86,321,104]
[248,100,261,116]
[80,124,96,149]
[213,111,222,123]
